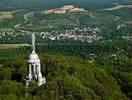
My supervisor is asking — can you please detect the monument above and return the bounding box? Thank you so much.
[26,33,46,86]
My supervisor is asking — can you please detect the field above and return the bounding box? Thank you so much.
[0,44,30,49]
[0,11,13,19]
[0,10,23,19]
[103,4,132,10]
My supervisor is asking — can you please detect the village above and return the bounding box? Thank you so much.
[0,26,102,43]
[40,27,101,42]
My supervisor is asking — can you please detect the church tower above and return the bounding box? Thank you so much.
[26,33,46,86]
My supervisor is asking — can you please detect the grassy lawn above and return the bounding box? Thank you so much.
[0,10,24,19]
[0,44,29,49]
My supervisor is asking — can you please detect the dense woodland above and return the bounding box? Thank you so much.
[0,44,131,100]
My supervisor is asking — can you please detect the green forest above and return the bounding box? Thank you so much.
[0,47,131,100]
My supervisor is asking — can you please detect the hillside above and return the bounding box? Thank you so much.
[0,49,131,100]
[0,0,126,10]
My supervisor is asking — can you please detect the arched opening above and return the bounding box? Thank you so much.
[35,65,39,74]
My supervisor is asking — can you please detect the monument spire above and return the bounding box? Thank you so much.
[32,33,35,53]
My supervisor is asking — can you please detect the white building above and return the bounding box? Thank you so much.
[26,33,46,86]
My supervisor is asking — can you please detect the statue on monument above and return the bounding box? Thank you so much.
[32,33,36,53]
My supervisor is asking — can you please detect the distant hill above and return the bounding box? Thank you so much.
[0,0,125,10]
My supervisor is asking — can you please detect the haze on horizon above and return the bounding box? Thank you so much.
[0,0,126,10]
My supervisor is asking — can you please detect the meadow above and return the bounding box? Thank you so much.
[103,4,132,10]
[0,10,23,19]
[0,44,29,49]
